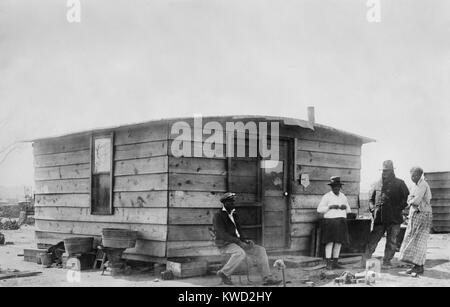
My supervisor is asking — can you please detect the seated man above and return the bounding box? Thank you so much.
[212,192,281,286]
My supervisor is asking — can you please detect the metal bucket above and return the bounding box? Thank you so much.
[64,237,94,255]
[101,228,137,249]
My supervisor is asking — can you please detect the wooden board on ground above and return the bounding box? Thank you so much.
[267,255,323,268]
[166,259,208,278]
[23,248,48,263]
[0,271,42,280]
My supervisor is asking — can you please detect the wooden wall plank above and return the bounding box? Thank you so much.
[425,172,450,181]
[33,135,90,155]
[297,140,361,156]
[168,139,258,159]
[169,191,222,208]
[292,181,360,195]
[432,213,450,221]
[168,208,215,225]
[427,180,450,189]
[167,225,212,241]
[35,231,100,244]
[169,174,226,192]
[114,174,168,192]
[35,231,167,257]
[430,205,450,214]
[114,141,167,160]
[36,220,167,241]
[428,188,450,199]
[168,191,257,208]
[289,236,310,252]
[35,207,168,224]
[114,156,168,176]
[35,164,90,181]
[282,125,364,146]
[430,199,450,206]
[125,240,167,257]
[291,194,359,209]
[168,157,226,175]
[114,124,168,146]
[35,194,90,207]
[291,209,321,223]
[296,151,361,169]
[295,166,360,182]
[166,241,219,257]
[34,150,90,167]
[113,191,168,208]
[35,179,90,194]
[290,223,315,238]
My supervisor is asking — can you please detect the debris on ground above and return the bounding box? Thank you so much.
[0,269,42,280]
[161,270,174,280]
[0,218,20,230]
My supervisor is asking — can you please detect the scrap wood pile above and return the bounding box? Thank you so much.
[0,218,20,230]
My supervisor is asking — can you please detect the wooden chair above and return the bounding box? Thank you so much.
[93,246,107,275]
[208,227,252,284]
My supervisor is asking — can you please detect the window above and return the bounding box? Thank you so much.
[91,134,113,215]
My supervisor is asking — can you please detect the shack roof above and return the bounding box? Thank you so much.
[25,115,375,144]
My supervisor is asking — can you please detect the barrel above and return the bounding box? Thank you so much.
[101,228,137,249]
[425,171,450,233]
[64,237,94,255]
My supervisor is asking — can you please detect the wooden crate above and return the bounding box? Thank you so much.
[166,258,207,278]
[23,248,47,263]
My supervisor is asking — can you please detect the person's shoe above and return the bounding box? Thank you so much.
[381,260,393,269]
[332,258,344,269]
[412,265,424,275]
[217,271,233,285]
[325,259,333,270]
[262,276,282,286]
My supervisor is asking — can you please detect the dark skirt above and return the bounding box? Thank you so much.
[321,218,350,245]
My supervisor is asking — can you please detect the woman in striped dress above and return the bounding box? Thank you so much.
[399,167,433,275]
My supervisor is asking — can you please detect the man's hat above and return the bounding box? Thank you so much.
[220,192,236,203]
[327,176,344,186]
[381,160,395,170]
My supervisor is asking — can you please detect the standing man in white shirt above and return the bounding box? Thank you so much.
[317,176,352,270]
[399,167,433,275]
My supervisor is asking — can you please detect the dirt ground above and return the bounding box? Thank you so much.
[0,225,449,287]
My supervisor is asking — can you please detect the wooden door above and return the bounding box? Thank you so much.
[262,140,291,250]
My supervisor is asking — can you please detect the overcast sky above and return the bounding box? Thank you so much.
[0,0,449,193]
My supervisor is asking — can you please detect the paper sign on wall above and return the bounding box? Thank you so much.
[300,174,310,188]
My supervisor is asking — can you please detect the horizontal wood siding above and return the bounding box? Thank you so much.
[167,155,259,257]
[35,207,168,224]
[33,124,170,259]
[425,172,450,232]
[34,150,90,168]
[289,135,363,253]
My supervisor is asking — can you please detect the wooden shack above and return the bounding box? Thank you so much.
[30,114,374,262]
[424,171,450,233]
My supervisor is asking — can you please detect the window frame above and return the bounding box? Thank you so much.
[89,132,114,215]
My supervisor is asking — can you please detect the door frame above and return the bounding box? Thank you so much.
[260,136,294,249]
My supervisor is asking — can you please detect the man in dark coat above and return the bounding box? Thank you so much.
[363,160,410,268]
[212,192,281,285]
